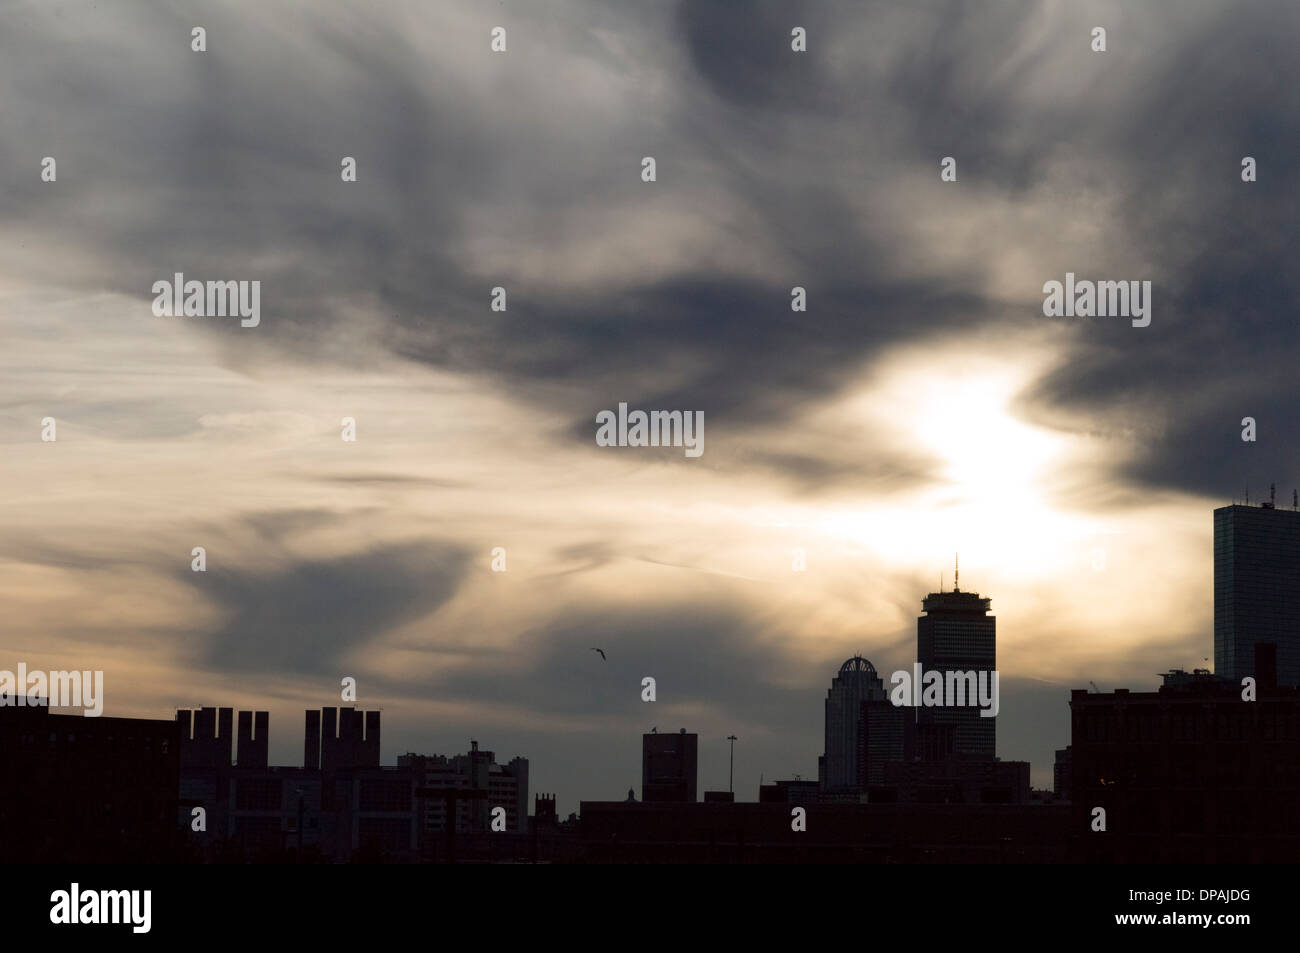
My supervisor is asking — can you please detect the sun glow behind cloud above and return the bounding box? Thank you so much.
[811,339,1099,583]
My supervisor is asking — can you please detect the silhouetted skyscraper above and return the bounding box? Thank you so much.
[642,729,697,802]
[916,584,996,760]
[821,656,887,791]
[1214,502,1300,687]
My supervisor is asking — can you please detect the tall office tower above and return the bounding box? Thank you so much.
[916,578,996,761]
[821,656,888,792]
[1214,502,1300,687]
[642,729,698,802]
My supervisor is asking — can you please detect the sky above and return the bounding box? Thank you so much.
[3,0,1300,809]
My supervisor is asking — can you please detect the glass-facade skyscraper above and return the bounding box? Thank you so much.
[1214,502,1300,687]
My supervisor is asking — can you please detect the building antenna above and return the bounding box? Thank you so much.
[954,553,959,592]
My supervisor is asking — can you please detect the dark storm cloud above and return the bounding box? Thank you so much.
[1008,3,1300,496]
[274,597,825,803]
[682,0,1300,501]
[178,540,471,676]
[544,277,993,492]
[10,1,1296,500]
[0,2,1007,428]
[371,599,836,803]
[675,0,839,111]
[374,599,824,726]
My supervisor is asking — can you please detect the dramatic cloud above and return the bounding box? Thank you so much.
[2,0,1295,805]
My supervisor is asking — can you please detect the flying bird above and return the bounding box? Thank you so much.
[591,648,606,661]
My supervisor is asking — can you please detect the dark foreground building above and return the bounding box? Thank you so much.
[1070,654,1300,862]
[0,701,183,862]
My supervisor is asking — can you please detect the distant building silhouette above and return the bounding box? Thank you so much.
[178,706,302,857]
[916,585,996,760]
[1053,746,1072,801]
[642,729,697,802]
[874,758,1028,804]
[759,778,820,803]
[300,706,418,861]
[1214,502,1300,687]
[304,705,379,772]
[180,705,417,862]
[398,741,529,834]
[820,656,888,792]
[534,792,558,828]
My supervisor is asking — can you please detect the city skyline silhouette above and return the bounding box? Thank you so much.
[5,496,1297,863]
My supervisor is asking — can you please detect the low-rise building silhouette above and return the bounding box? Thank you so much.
[398,741,529,835]
[178,705,418,863]
[758,778,820,803]
[642,729,697,802]
[1070,648,1300,862]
